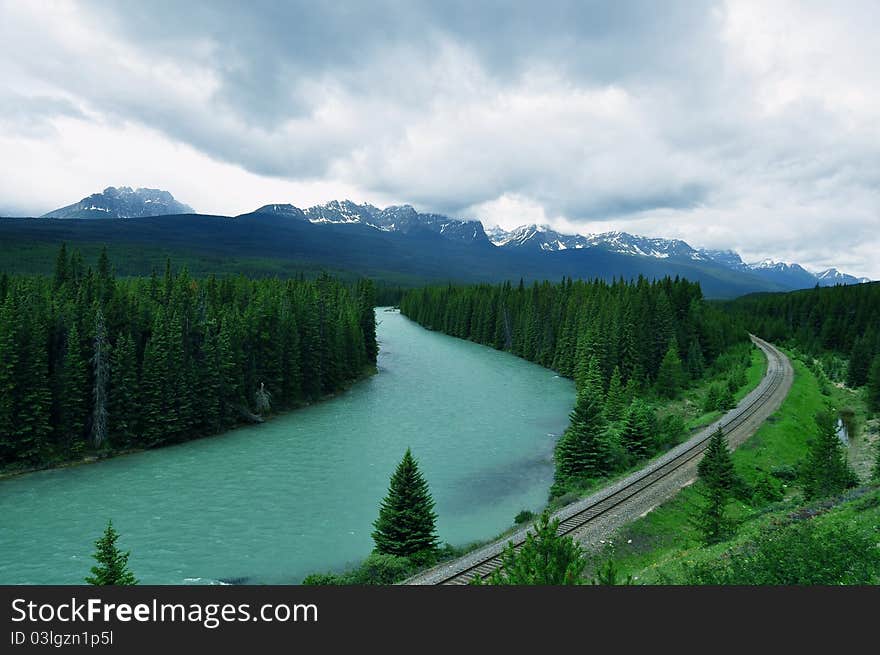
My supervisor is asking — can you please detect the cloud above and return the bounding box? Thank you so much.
[0,0,877,277]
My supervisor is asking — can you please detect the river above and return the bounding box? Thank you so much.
[0,309,574,584]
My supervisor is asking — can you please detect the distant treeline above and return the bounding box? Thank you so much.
[401,277,749,495]
[726,282,880,388]
[401,277,745,391]
[0,245,378,468]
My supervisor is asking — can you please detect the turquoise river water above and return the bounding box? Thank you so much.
[0,309,574,584]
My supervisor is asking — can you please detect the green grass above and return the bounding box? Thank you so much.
[675,344,766,432]
[603,353,830,581]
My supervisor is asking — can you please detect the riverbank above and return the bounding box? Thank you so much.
[0,364,378,482]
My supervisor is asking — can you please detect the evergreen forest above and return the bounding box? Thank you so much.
[0,245,378,468]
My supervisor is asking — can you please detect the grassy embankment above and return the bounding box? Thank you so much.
[600,352,879,583]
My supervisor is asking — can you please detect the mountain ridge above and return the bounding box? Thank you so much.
[8,189,869,294]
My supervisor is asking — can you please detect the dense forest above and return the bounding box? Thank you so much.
[0,245,378,468]
[401,276,748,495]
[727,282,880,396]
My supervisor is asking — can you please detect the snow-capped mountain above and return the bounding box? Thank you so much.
[488,224,870,287]
[487,224,709,261]
[253,200,490,245]
[42,187,193,219]
[815,268,872,287]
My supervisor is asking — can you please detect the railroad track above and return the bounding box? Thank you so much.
[411,335,789,585]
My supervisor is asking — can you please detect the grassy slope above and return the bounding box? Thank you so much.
[603,353,877,583]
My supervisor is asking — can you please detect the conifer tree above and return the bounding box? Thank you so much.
[53,243,69,291]
[91,310,110,448]
[620,399,657,461]
[867,355,880,413]
[604,366,626,422]
[801,411,858,501]
[655,339,684,399]
[60,323,88,455]
[697,427,740,493]
[482,512,586,585]
[0,297,18,459]
[357,279,378,365]
[372,449,439,558]
[692,484,733,546]
[554,387,613,487]
[108,333,138,447]
[85,520,138,585]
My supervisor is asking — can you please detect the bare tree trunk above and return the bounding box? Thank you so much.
[91,309,109,448]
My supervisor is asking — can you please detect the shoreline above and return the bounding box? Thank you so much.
[0,364,378,482]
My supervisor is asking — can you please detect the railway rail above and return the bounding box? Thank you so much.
[407,335,790,585]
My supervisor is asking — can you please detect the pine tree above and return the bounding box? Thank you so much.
[60,323,88,455]
[604,366,626,422]
[53,243,69,291]
[801,411,858,501]
[655,339,684,399]
[372,449,439,558]
[703,385,721,413]
[697,427,740,493]
[108,333,138,447]
[692,484,733,546]
[0,297,18,462]
[554,388,613,486]
[357,279,379,365]
[867,355,880,413]
[620,399,657,461]
[847,337,872,388]
[85,520,138,585]
[91,310,110,448]
[481,512,586,585]
[686,337,705,380]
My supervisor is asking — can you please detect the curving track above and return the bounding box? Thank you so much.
[405,335,793,585]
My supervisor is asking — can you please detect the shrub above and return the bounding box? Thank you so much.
[514,510,535,525]
[685,520,880,585]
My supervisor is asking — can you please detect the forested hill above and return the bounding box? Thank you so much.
[0,246,378,469]
[725,282,880,388]
[401,277,745,388]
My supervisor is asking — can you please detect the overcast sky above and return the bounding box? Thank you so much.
[1,1,878,277]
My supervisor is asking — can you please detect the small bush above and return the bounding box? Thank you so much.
[514,509,535,525]
[685,520,880,585]
[770,464,798,482]
[348,553,414,584]
[301,572,344,585]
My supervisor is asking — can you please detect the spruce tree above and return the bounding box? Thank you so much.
[108,333,138,447]
[604,366,625,422]
[693,427,740,545]
[801,411,858,501]
[53,243,69,291]
[655,339,684,399]
[85,520,138,585]
[620,399,657,461]
[60,323,88,455]
[482,512,585,585]
[90,310,110,448]
[692,484,733,546]
[697,427,740,493]
[554,387,613,487]
[867,355,880,413]
[372,449,439,558]
[0,297,19,461]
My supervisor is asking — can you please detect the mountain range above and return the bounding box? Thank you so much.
[3,188,869,297]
